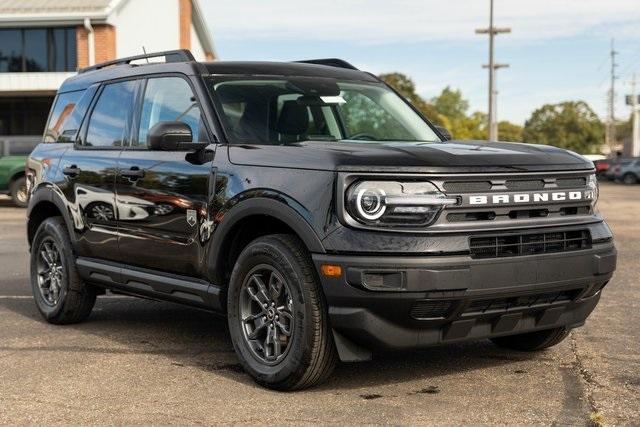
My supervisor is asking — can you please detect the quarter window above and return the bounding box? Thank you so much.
[85,81,137,148]
[136,77,203,147]
[44,90,84,142]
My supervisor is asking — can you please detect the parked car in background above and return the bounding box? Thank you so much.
[0,138,39,207]
[614,158,640,185]
[603,157,636,181]
[593,159,611,178]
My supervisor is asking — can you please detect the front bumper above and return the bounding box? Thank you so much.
[312,240,616,357]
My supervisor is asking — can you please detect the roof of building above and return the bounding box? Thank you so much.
[0,0,215,57]
[0,0,112,15]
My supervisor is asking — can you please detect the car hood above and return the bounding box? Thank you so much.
[228,140,594,173]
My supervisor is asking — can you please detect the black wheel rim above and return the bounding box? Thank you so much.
[36,238,64,306]
[239,264,295,365]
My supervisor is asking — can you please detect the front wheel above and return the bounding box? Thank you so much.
[491,327,570,351]
[227,234,337,390]
[10,176,28,208]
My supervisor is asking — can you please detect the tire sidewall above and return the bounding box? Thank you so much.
[623,174,637,185]
[30,219,72,319]
[10,177,28,208]
[227,238,316,385]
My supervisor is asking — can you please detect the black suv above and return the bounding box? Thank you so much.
[26,50,616,390]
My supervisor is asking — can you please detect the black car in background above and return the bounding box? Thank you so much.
[25,50,617,389]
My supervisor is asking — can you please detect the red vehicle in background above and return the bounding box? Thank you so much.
[594,159,611,178]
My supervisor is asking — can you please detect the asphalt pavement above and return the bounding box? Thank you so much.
[0,183,638,425]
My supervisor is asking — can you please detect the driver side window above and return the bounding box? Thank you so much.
[136,77,204,148]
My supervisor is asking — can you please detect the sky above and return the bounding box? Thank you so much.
[200,0,640,125]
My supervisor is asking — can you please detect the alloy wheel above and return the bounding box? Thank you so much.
[36,238,64,306]
[15,184,28,205]
[239,264,295,365]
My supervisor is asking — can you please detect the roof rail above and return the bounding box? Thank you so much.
[78,49,195,74]
[295,58,359,70]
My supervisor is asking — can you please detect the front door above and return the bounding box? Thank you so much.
[60,79,138,262]
[115,76,214,277]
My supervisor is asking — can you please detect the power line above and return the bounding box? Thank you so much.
[475,0,510,142]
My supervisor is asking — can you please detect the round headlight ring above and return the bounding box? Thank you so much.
[356,188,386,220]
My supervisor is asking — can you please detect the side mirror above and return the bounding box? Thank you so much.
[435,125,452,141]
[148,121,206,151]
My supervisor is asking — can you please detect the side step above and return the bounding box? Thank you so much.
[76,257,223,311]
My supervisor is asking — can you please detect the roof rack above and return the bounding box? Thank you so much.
[78,49,195,74]
[295,58,359,71]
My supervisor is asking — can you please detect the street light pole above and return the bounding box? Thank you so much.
[476,0,510,142]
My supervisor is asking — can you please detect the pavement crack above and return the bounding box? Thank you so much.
[570,331,602,423]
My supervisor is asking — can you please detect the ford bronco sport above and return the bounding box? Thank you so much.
[26,50,617,390]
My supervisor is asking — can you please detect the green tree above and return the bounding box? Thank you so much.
[523,101,604,153]
[378,73,445,126]
[431,87,468,122]
[498,121,524,142]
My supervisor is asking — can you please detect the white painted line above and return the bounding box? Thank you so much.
[0,295,132,300]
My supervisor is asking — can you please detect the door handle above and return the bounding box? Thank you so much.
[121,166,145,180]
[63,165,81,177]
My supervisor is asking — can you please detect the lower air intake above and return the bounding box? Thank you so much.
[469,230,591,259]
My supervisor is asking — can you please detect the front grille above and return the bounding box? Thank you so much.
[469,230,591,259]
[443,181,491,192]
[463,289,580,315]
[557,177,587,188]
[410,300,454,320]
[441,176,588,193]
[505,179,545,190]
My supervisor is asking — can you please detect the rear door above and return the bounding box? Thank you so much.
[60,79,139,261]
[115,75,214,277]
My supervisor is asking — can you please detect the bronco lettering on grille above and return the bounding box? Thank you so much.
[468,191,586,205]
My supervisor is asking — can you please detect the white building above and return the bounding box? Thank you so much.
[0,0,215,141]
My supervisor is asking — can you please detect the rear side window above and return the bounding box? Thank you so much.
[136,77,203,147]
[84,80,137,147]
[44,90,84,142]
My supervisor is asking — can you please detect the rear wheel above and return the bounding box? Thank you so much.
[227,234,337,390]
[30,217,96,324]
[10,176,28,208]
[491,327,570,351]
[622,173,638,185]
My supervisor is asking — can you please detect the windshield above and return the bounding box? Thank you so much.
[206,76,441,145]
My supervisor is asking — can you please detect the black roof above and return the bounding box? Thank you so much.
[204,61,377,82]
[59,50,378,93]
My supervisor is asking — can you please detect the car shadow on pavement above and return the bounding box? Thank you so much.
[1,296,542,391]
[0,198,19,208]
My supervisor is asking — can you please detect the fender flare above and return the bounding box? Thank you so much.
[27,185,76,248]
[207,195,326,281]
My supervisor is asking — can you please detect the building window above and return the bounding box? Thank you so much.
[0,97,54,136]
[0,27,77,72]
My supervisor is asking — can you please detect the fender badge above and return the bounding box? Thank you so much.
[186,209,197,227]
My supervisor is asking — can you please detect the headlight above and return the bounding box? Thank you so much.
[346,180,458,227]
[586,174,599,207]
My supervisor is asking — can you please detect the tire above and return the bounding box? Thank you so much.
[491,327,570,351]
[9,176,28,208]
[622,173,638,185]
[30,217,96,324]
[227,234,337,390]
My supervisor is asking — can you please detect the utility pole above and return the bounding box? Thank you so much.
[606,39,618,153]
[630,74,640,157]
[476,0,510,142]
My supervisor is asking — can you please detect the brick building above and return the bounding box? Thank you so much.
[0,0,215,143]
